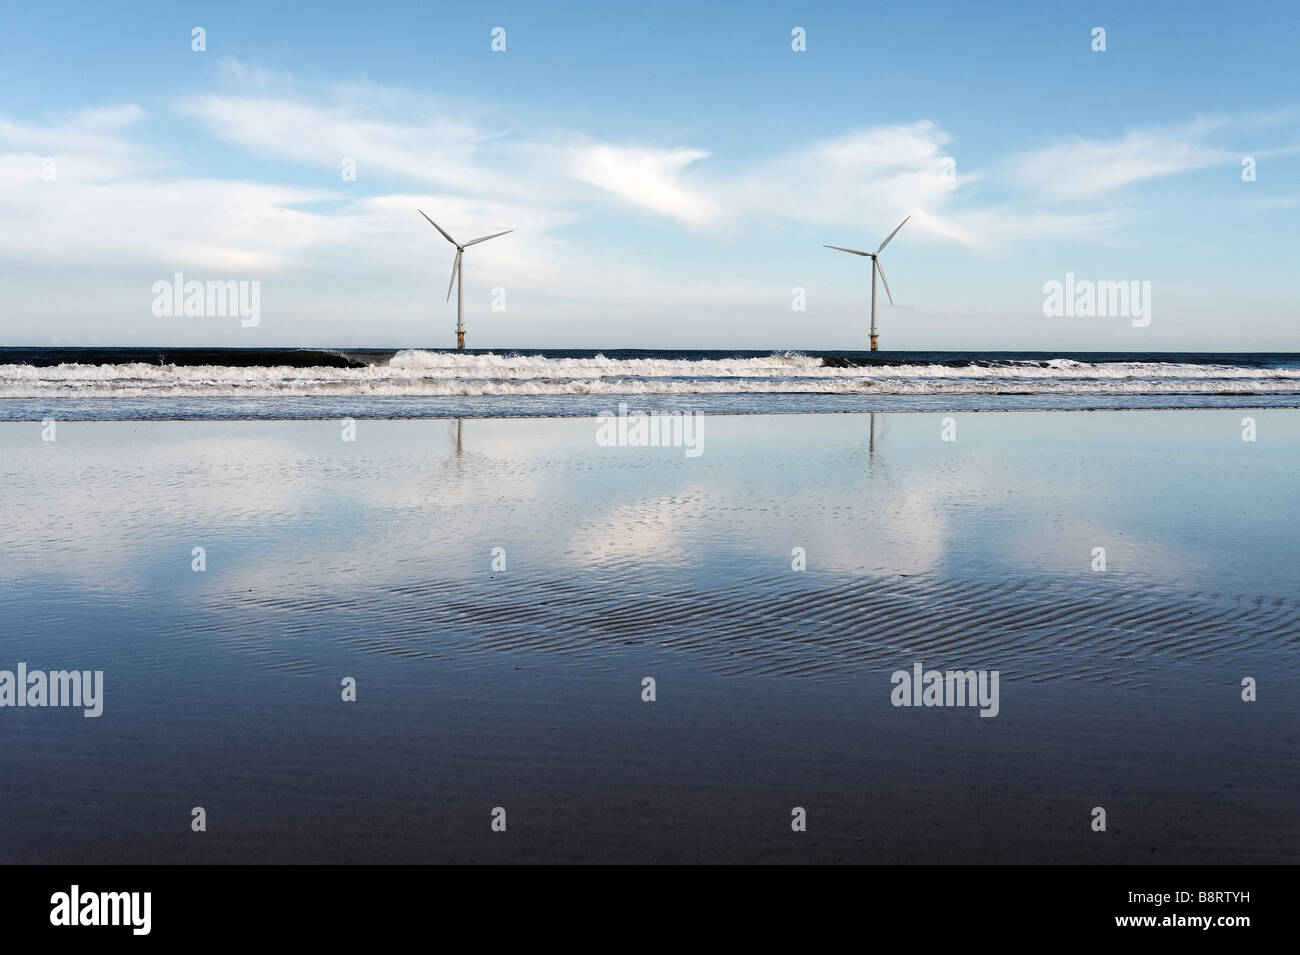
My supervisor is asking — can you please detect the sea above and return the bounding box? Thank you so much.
[1,347,1298,419]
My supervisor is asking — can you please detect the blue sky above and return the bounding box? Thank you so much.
[1,0,1297,350]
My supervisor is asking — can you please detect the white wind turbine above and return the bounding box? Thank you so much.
[824,215,909,352]
[418,210,512,350]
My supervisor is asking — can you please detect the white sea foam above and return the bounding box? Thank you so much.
[1,351,1297,398]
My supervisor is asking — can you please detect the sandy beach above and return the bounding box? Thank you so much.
[1,409,1295,863]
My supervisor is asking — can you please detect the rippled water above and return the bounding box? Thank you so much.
[0,411,1296,862]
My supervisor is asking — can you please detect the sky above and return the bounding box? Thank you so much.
[1,0,1297,351]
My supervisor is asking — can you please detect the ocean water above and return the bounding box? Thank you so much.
[0,411,1296,863]
[2,348,1299,419]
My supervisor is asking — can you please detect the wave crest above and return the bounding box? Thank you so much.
[2,350,1298,398]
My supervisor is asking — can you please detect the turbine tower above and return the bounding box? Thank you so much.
[824,215,909,351]
[418,210,512,349]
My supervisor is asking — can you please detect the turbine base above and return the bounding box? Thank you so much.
[456,331,466,350]
[869,334,879,352]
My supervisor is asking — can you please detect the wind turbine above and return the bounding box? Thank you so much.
[418,210,512,350]
[824,215,909,352]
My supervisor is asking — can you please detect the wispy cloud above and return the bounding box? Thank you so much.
[1000,114,1296,201]
[170,67,989,242]
[181,93,510,195]
[569,143,719,227]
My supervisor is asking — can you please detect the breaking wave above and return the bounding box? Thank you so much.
[2,349,1299,398]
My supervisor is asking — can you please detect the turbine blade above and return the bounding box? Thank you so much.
[446,250,461,302]
[823,244,870,256]
[462,229,513,247]
[876,215,910,253]
[418,209,458,246]
[875,258,894,306]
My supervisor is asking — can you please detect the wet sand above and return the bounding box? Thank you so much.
[0,411,1296,862]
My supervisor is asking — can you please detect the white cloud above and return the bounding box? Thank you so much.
[737,122,962,232]
[0,171,337,270]
[0,104,145,154]
[1003,121,1237,201]
[181,93,510,196]
[570,143,719,227]
[173,71,977,238]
